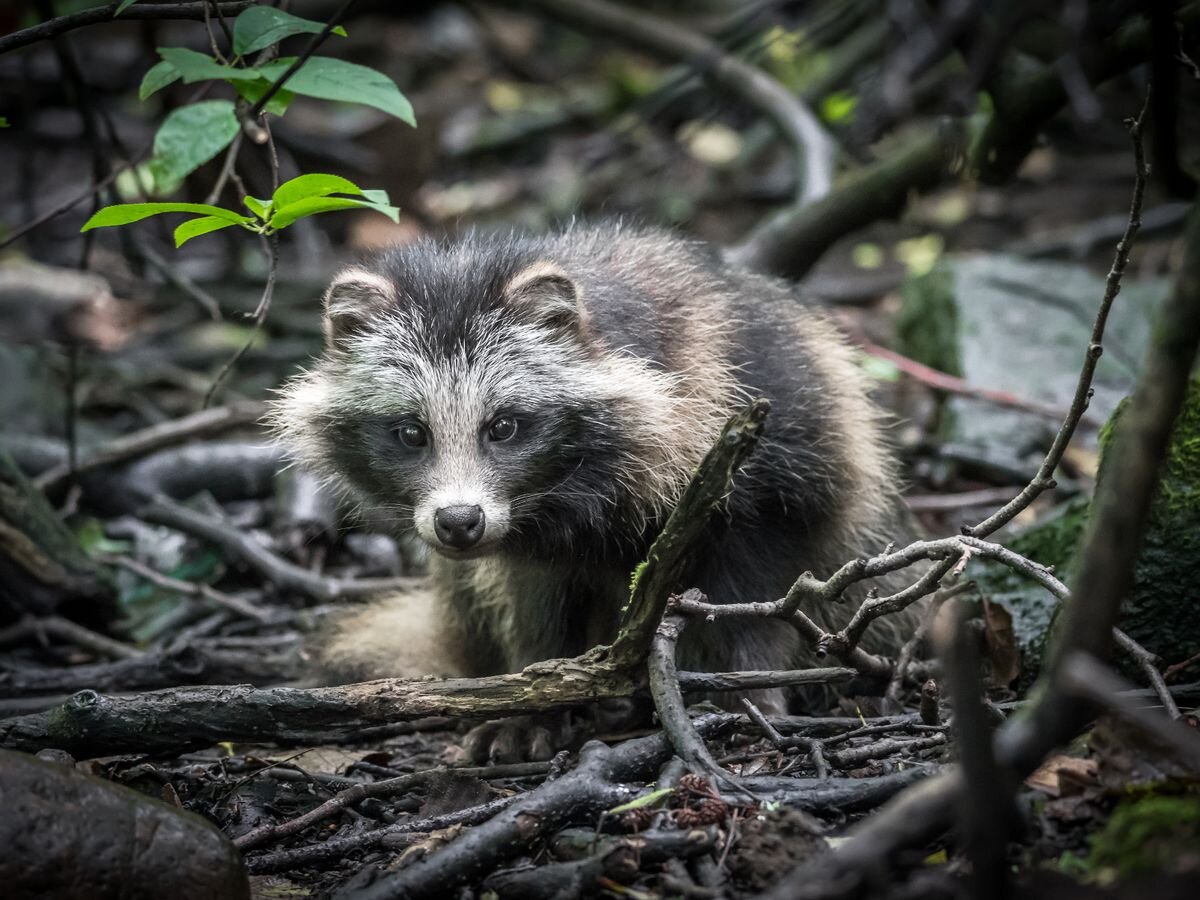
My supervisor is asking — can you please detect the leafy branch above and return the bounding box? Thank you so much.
[81,173,399,247]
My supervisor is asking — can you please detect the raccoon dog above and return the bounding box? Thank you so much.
[273,224,915,749]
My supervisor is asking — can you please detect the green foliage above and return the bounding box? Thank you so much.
[1058,794,1200,881]
[254,57,415,124]
[114,0,139,14]
[896,265,962,377]
[84,3,413,241]
[149,100,240,187]
[608,787,674,814]
[132,4,414,189]
[82,174,399,246]
[233,7,347,56]
[820,90,858,124]
[138,59,181,100]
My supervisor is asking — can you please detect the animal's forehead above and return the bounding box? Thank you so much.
[336,308,578,414]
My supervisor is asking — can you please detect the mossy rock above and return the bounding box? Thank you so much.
[1103,377,1200,665]
[973,376,1200,681]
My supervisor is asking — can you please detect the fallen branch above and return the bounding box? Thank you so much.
[139,494,419,603]
[234,759,554,851]
[34,402,265,494]
[100,553,273,624]
[608,400,769,667]
[728,122,966,278]
[0,643,291,696]
[0,615,138,661]
[342,729,686,900]
[648,607,739,787]
[514,0,835,207]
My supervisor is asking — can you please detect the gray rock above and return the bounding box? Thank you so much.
[897,253,1169,474]
[0,749,250,900]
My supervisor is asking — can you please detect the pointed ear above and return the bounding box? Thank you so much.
[322,268,396,351]
[502,261,584,333]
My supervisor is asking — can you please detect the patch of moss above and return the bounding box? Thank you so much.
[1105,377,1200,664]
[896,265,962,377]
[978,377,1200,676]
[1057,794,1200,882]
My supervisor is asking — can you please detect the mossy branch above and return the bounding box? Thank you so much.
[609,399,770,669]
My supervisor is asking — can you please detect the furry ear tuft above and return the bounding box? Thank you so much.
[503,261,584,333]
[323,269,396,350]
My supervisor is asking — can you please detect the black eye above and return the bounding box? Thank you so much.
[395,422,428,448]
[488,416,518,442]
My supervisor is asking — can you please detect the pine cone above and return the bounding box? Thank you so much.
[675,797,728,827]
[677,773,716,797]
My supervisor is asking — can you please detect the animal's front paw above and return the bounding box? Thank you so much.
[462,713,575,763]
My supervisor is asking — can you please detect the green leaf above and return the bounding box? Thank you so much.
[0,117,8,127]
[115,160,181,201]
[175,215,244,247]
[139,59,181,101]
[267,195,399,231]
[858,353,902,383]
[150,100,239,183]
[820,90,857,124]
[157,47,261,83]
[607,788,674,815]
[242,196,272,219]
[234,78,294,116]
[233,7,347,56]
[81,202,250,231]
[271,173,365,210]
[257,57,415,125]
[114,0,139,15]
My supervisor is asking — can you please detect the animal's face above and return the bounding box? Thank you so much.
[349,301,593,559]
[278,256,629,561]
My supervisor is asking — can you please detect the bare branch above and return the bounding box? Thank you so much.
[34,402,265,494]
[139,494,420,603]
[1113,628,1181,719]
[0,2,253,56]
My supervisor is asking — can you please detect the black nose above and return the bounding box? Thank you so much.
[434,505,485,549]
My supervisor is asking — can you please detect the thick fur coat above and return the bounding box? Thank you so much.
[272,224,917,714]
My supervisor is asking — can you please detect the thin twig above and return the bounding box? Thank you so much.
[967,96,1150,538]
[0,2,253,55]
[1059,652,1200,765]
[235,759,553,851]
[203,232,279,408]
[100,553,274,624]
[0,615,141,660]
[1113,627,1181,719]
[246,0,359,118]
[741,698,828,778]
[856,335,1101,428]
[136,243,223,320]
